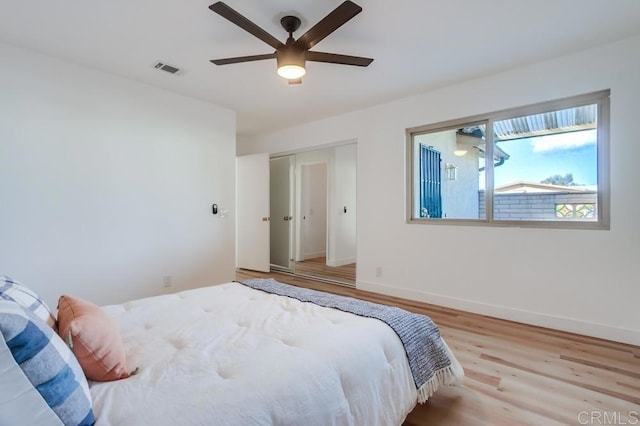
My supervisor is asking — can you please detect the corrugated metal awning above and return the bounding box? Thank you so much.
[494,105,596,141]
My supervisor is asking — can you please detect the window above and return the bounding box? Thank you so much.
[406,90,610,229]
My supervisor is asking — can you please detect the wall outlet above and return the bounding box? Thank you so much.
[375,267,383,278]
[163,275,173,288]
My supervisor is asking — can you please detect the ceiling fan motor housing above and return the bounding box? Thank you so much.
[277,46,306,70]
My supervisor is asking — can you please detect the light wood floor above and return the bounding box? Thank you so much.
[293,256,356,285]
[236,269,640,426]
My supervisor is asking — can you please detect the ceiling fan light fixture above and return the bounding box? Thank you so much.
[277,64,306,79]
[276,48,306,79]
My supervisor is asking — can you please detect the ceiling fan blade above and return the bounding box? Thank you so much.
[210,53,277,65]
[293,1,362,50]
[288,78,302,85]
[209,2,284,50]
[306,51,373,67]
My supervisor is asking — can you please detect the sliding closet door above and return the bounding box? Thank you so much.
[236,153,270,272]
[270,156,293,270]
[292,144,356,286]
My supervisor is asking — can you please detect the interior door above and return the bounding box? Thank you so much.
[236,153,270,272]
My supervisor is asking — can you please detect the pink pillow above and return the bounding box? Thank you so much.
[57,295,130,382]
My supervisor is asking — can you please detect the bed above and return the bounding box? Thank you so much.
[1,276,464,426]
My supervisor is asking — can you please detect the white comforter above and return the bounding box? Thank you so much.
[90,283,458,425]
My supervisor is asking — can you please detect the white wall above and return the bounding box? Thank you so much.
[0,43,237,308]
[239,35,640,345]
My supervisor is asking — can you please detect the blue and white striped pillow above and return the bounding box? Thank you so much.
[1,275,57,329]
[0,300,95,426]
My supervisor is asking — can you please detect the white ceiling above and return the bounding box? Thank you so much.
[2,1,640,137]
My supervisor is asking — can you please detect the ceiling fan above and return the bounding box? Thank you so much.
[209,1,373,84]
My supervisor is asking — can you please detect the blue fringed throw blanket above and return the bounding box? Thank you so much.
[238,278,460,403]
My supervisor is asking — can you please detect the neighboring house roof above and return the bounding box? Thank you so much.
[495,182,597,194]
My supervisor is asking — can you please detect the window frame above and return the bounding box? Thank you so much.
[405,90,610,230]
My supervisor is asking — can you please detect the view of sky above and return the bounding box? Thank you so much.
[481,129,597,188]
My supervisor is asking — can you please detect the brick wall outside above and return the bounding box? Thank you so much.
[478,191,597,220]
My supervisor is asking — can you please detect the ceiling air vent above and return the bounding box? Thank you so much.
[154,62,181,75]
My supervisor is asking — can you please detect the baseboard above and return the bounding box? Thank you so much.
[357,279,640,346]
[303,251,326,260]
[326,257,356,267]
